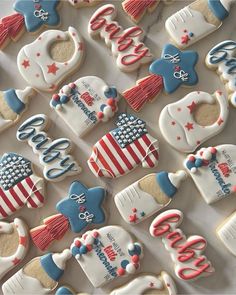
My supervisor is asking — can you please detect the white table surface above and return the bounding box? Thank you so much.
[1,0,236,294]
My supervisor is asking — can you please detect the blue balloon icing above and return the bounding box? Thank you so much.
[208,0,229,21]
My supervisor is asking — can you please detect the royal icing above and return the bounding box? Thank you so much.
[70,226,143,287]
[17,27,85,92]
[115,170,186,224]
[68,0,101,8]
[150,209,215,281]
[0,87,34,134]
[165,0,234,49]
[16,114,81,182]
[88,4,153,72]
[184,145,236,204]
[87,113,159,178]
[50,77,119,137]
[0,152,45,219]
[0,218,29,280]
[206,40,236,107]
[159,90,228,153]
[110,271,177,295]
[55,286,89,295]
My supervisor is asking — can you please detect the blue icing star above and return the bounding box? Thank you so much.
[14,0,60,32]
[56,181,106,233]
[149,44,198,94]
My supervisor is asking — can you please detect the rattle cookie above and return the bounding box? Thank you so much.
[0,0,61,50]
[184,145,236,204]
[2,249,72,295]
[17,27,85,92]
[50,77,119,137]
[0,218,29,280]
[16,114,81,182]
[30,181,106,251]
[206,40,236,107]
[0,152,45,219]
[88,4,153,72]
[165,0,235,49]
[110,271,177,295]
[123,44,198,112]
[87,113,159,178]
[115,170,186,224]
[159,90,229,153]
[150,209,215,281]
[70,226,143,287]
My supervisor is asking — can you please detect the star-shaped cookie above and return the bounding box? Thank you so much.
[56,181,106,233]
[149,44,198,94]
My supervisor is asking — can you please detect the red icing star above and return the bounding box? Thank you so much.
[217,90,222,95]
[129,214,137,223]
[12,258,21,265]
[177,136,181,140]
[187,101,197,113]
[177,107,181,112]
[185,122,194,131]
[149,282,154,288]
[19,236,27,247]
[78,42,84,51]
[47,63,59,75]
[22,60,30,68]
[181,35,190,44]
[171,121,176,125]
[217,117,224,126]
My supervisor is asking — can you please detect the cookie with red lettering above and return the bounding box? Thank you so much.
[88,4,153,72]
[0,218,29,280]
[184,145,236,204]
[70,226,143,287]
[68,0,102,8]
[150,209,215,281]
[50,77,119,137]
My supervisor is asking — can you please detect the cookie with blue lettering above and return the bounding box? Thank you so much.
[50,77,119,137]
[70,226,143,287]
[206,40,236,107]
[30,181,106,251]
[184,144,236,204]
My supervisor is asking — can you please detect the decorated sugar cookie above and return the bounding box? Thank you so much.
[88,4,153,72]
[56,286,89,295]
[87,113,159,178]
[17,27,85,92]
[0,0,61,50]
[0,218,29,280]
[150,209,215,281]
[68,0,102,8]
[0,152,45,219]
[50,77,119,137]
[159,90,228,153]
[0,86,34,134]
[123,44,198,111]
[70,226,143,287]
[17,114,81,182]
[110,271,177,295]
[2,249,72,295]
[206,40,236,107]
[30,181,106,251]
[184,145,236,204]
[115,170,186,224]
[165,0,235,49]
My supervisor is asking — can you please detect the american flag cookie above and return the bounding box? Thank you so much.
[0,218,29,280]
[87,113,159,178]
[184,145,236,204]
[50,77,119,137]
[70,226,143,287]
[0,152,45,219]
[68,0,102,8]
[115,170,187,224]
[17,114,81,182]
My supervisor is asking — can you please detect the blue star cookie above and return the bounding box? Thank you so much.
[149,44,198,94]
[56,181,106,233]
[14,0,60,32]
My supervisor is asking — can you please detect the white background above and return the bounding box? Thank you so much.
[1,0,236,294]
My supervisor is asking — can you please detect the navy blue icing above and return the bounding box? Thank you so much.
[208,0,229,21]
[104,86,117,98]
[55,287,74,295]
[40,253,64,282]
[4,89,25,114]
[156,171,177,198]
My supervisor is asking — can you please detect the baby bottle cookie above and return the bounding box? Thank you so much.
[17,27,85,92]
[165,0,235,49]
[0,218,29,280]
[87,113,159,178]
[70,226,143,287]
[2,249,72,294]
[0,152,45,219]
[50,77,119,137]
[115,170,186,224]
[0,86,34,134]
[159,90,228,153]
[184,145,236,204]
